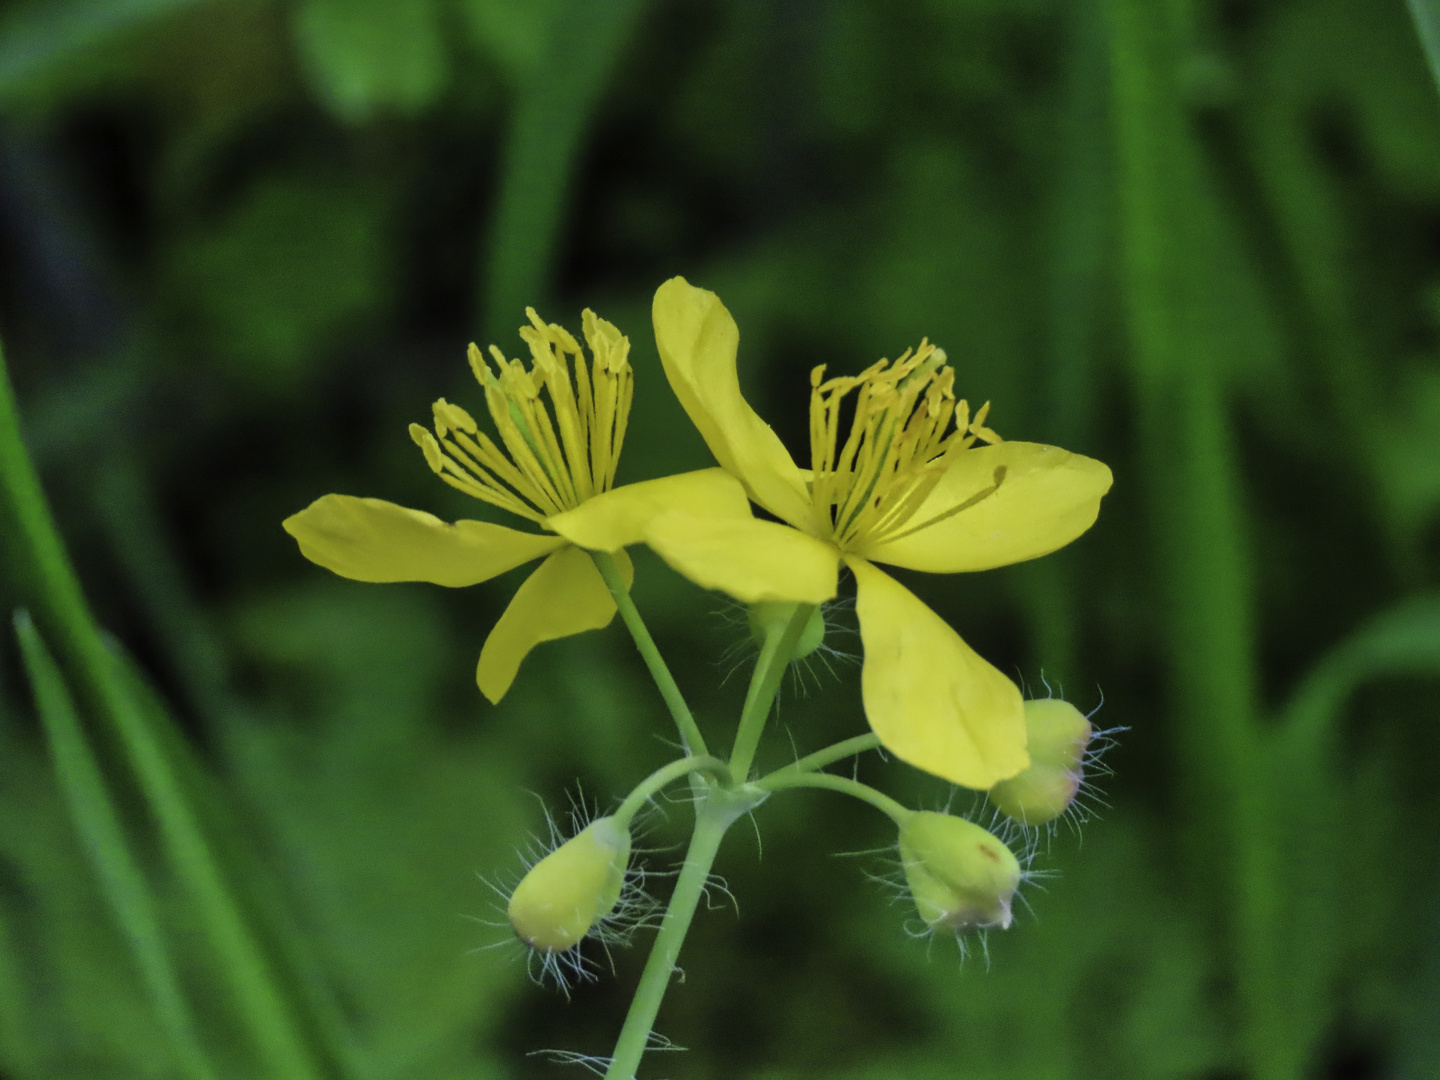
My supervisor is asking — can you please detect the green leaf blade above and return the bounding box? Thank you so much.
[13,608,220,1080]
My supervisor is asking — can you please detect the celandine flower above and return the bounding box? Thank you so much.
[284,307,748,702]
[642,278,1113,788]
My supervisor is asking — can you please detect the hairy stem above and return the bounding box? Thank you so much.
[756,770,911,825]
[728,603,816,780]
[613,755,732,828]
[765,732,882,777]
[590,550,709,756]
[603,600,814,1076]
[603,794,743,1080]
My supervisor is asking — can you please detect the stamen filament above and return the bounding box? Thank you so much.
[449,429,553,513]
[608,374,632,491]
[805,341,1002,552]
[441,434,560,518]
[484,377,572,514]
[412,309,634,525]
[877,465,1007,546]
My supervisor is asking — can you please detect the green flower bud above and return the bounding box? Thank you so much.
[899,811,1021,931]
[508,816,632,952]
[748,602,825,659]
[988,698,1092,827]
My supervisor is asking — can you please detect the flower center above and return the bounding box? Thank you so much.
[410,308,633,523]
[807,341,1002,549]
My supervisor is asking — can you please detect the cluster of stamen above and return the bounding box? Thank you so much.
[808,341,1001,549]
[410,308,633,524]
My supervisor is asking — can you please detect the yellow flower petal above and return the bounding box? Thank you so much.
[847,556,1028,789]
[545,468,751,552]
[645,513,838,604]
[476,546,633,703]
[861,442,1113,574]
[652,278,816,531]
[283,495,564,586]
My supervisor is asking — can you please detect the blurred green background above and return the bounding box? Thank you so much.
[2,0,1439,1077]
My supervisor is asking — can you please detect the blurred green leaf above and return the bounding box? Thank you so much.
[13,609,218,1080]
[0,721,179,1078]
[229,583,533,1074]
[480,0,646,338]
[1398,889,1440,1079]
[1283,593,1440,737]
[1374,363,1440,542]
[1408,0,1440,97]
[164,176,388,391]
[456,0,557,81]
[292,0,448,122]
[106,638,369,1080]
[0,0,207,101]
[2,334,333,1080]
[1266,0,1440,201]
[1269,594,1440,1072]
[758,810,1226,1080]
[1107,3,1287,1078]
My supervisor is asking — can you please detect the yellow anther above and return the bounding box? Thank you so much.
[409,424,445,474]
[969,400,1001,444]
[481,344,502,376]
[804,341,1002,550]
[432,398,478,437]
[583,309,629,374]
[524,306,581,354]
[413,307,635,522]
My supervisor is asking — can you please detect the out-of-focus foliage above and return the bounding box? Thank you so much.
[0,0,1438,1077]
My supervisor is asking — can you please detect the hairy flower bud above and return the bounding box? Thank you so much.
[988,698,1092,826]
[898,811,1021,931]
[747,601,825,659]
[508,816,632,952]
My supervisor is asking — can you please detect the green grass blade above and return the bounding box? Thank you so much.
[0,337,329,1080]
[89,453,361,1075]
[106,636,367,1080]
[1021,0,1111,685]
[1283,594,1440,731]
[1105,2,1289,1076]
[479,0,646,339]
[1398,886,1440,1079]
[12,609,220,1080]
[1408,0,1440,96]
[1273,594,1440,1069]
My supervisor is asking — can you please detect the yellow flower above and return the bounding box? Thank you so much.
[642,278,1113,789]
[283,306,749,702]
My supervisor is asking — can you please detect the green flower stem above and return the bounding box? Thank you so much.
[604,790,754,1080]
[728,603,817,780]
[765,732,882,777]
[603,603,814,1077]
[613,754,733,828]
[0,340,324,1080]
[756,770,911,825]
[590,550,709,756]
